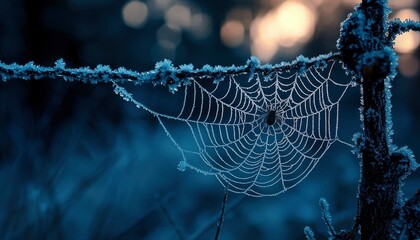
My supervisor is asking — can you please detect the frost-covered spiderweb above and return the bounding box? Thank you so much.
[113,60,353,197]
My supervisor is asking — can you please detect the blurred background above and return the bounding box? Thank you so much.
[0,0,419,239]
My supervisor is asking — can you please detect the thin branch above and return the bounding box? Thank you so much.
[387,19,420,43]
[214,189,229,240]
[304,226,316,240]
[189,195,244,240]
[319,198,337,237]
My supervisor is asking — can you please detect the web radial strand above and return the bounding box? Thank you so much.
[112,61,352,197]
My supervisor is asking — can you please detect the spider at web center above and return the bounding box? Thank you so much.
[265,105,284,126]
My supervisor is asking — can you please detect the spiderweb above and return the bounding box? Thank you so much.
[113,61,353,197]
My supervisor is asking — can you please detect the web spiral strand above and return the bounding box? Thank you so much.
[112,60,353,197]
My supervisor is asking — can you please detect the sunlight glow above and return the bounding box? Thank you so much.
[392,9,420,54]
[250,1,316,61]
[389,0,417,9]
[122,1,148,29]
[221,20,245,47]
[341,0,360,6]
[341,0,416,8]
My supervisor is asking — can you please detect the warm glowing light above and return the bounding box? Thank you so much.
[398,54,420,77]
[395,31,420,53]
[341,0,360,6]
[165,4,191,28]
[392,9,420,54]
[312,0,324,7]
[221,20,245,47]
[393,9,420,22]
[122,1,148,29]
[274,1,316,46]
[251,37,278,62]
[389,0,417,9]
[250,1,316,61]
[342,0,416,8]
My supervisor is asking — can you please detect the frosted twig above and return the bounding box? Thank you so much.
[387,19,420,43]
[304,226,316,240]
[320,198,337,237]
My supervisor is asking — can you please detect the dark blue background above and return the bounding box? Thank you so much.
[0,0,419,239]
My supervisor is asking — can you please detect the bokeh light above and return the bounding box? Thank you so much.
[122,1,149,29]
[341,0,360,6]
[389,0,417,9]
[342,0,417,9]
[392,9,420,54]
[220,20,245,47]
[250,0,316,61]
[165,4,191,28]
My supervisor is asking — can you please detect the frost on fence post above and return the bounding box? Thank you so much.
[337,0,420,239]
